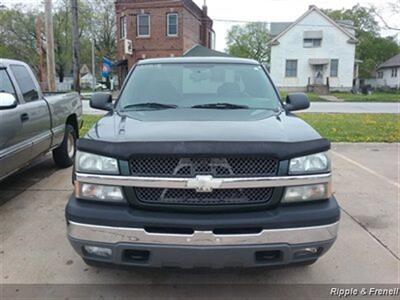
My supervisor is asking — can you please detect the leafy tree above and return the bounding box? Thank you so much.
[226,22,271,64]
[87,0,116,61]
[323,5,380,36]
[0,5,40,72]
[323,5,400,78]
[0,0,116,83]
[53,0,93,82]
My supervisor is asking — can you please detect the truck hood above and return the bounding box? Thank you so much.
[85,109,321,143]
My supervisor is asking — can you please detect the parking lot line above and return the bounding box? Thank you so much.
[332,150,400,188]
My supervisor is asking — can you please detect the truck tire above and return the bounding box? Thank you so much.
[53,124,77,168]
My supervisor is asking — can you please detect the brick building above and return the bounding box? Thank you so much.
[115,0,214,82]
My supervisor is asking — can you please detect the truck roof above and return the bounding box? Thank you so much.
[0,58,29,68]
[137,57,260,65]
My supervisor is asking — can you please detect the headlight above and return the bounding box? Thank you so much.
[282,183,331,203]
[75,151,119,174]
[75,182,125,203]
[289,152,330,174]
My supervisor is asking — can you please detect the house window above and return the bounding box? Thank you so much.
[378,71,384,79]
[137,14,150,37]
[330,59,339,77]
[304,38,322,48]
[167,13,178,36]
[392,68,398,78]
[285,60,298,77]
[120,16,127,39]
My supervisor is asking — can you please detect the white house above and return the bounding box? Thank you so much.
[375,54,400,89]
[269,5,358,93]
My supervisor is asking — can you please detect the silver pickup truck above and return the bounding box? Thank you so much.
[0,58,82,181]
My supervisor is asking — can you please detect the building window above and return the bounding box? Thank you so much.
[304,38,322,48]
[330,59,339,77]
[167,13,178,36]
[377,71,383,79]
[120,16,127,39]
[285,60,298,77]
[137,14,150,37]
[392,68,398,78]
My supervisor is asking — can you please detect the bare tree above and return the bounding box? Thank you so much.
[373,0,400,31]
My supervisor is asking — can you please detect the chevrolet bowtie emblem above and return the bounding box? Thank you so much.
[186,175,222,193]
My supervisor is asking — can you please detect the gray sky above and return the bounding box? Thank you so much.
[2,0,399,51]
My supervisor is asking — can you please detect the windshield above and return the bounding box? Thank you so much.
[117,63,281,111]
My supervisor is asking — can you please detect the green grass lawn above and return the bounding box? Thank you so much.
[331,92,400,102]
[298,113,400,143]
[80,114,400,143]
[80,115,101,137]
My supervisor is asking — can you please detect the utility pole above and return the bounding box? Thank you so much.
[71,0,80,93]
[44,0,56,92]
[35,16,46,91]
[91,38,96,91]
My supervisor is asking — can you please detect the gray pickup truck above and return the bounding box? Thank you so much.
[67,57,339,269]
[0,59,82,181]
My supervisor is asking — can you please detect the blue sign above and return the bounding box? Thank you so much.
[101,57,112,78]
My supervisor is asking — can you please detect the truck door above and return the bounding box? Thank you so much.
[9,64,52,161]
[0,69,33,179]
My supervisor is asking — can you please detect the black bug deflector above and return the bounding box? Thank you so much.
[76,139,330,160]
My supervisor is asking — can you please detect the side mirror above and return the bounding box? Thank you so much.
[0,93,18,110]
[285,93,310,112]
[90,92,113,111]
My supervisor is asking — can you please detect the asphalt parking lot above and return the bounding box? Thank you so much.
[0,143,398,295]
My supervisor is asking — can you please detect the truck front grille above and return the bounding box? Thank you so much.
[130,157,279,178]
[130,156,278,208]
[135,187,274,206]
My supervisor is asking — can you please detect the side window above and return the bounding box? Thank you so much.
[10,65,39,102]
[0,69,17,98]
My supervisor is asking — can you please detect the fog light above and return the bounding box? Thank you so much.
[75,182,125,203]
[83,246,112,258]
[293,247,320,259]
[282,183,331,203]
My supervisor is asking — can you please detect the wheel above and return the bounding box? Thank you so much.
[53,124,77,168]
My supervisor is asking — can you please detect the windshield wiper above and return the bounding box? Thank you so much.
[191,103,249,109]
[122,102,178,111]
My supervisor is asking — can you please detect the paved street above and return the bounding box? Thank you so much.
[300,102,400,114]
[82,99,400,115]
[0,143,398,297]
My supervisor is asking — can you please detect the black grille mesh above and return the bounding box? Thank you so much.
[135,187,274,206]
[130,157,279,177]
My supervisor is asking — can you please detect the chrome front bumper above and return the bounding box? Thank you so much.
[67,221,339,246]
[75,172,331,190]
